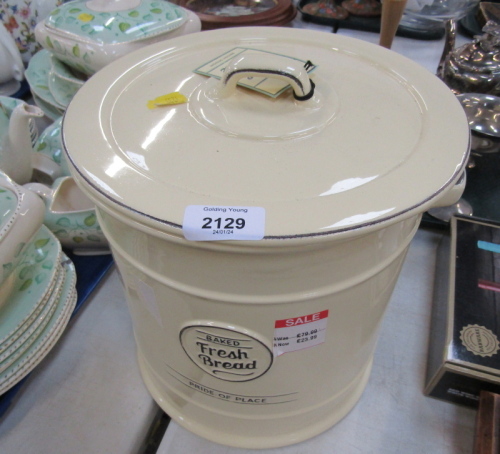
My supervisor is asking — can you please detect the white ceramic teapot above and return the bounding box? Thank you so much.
[0,101,61,184]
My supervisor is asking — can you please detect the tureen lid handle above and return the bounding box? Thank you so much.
[86,0,141,12]
[218,53,315,101]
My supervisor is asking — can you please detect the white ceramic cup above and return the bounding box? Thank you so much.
[0,0,62,64]
[0,22,23,87]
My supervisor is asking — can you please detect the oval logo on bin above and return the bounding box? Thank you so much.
[180,325,273,382]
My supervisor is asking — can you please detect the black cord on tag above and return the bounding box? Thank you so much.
[294,80,315,101]
[304,60,314,71]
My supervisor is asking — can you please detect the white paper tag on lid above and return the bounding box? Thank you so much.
[183,205,265,241]
[194,47,316,98]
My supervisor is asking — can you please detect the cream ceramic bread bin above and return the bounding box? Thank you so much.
[62,27,470,449]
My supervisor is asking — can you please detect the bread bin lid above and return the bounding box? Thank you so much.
[44,0,187,45]
[63,27,469,239]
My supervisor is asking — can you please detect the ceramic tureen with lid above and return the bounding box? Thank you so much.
[35,0,201,75]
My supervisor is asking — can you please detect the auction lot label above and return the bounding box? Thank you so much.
[183,205,265,241]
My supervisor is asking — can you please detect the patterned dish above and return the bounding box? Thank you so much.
[35,0,201,75]
[0,254,77,396]
[26,50,66,111]
[0,225,61,345]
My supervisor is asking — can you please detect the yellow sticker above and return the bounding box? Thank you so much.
[147,92,188,109]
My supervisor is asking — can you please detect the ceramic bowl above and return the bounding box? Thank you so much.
[25,49,66,118]
[0,0,62,64]
[48,54,86,107]
[35,0,201,76]
[0,173,45,287]
[24,176,109,252]
[401,0,480,32]
[50,53,86,88]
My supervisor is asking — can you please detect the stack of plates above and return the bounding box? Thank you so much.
[25,50,86,120]
[0,178,77,395]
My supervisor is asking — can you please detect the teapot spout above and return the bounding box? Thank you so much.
[437,19,456,80]
[2,103,44,184]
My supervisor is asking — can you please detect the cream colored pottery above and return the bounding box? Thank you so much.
[24,176,108,252]
[0,102,43,185]
[62,27,470,448]
[34,0,201,75]
[0,251,77,396]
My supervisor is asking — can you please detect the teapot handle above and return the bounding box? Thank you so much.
[218,53,315,101]
[23,181,54,204]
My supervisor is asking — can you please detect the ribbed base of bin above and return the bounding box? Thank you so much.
[137,351,372,449]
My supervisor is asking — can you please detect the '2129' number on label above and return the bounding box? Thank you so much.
[202,217,246,230]
[182,206,265,241]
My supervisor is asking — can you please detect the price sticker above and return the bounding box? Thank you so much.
[273,310,329,357]
[183,205,265,241]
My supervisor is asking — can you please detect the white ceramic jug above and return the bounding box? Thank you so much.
[0,102,61,184]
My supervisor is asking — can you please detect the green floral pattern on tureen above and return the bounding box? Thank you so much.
[45,0,187,44]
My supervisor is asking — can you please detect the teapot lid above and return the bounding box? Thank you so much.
[451,21,500,73]
[44,0,187,45]
[63,27,469,239]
